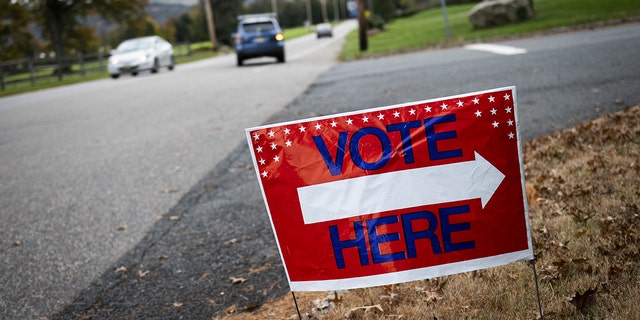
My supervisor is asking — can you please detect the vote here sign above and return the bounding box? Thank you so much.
[246,87,533,291]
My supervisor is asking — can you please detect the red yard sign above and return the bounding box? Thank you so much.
[246,87,533,291]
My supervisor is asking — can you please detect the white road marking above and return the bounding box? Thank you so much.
[464,43,527,55]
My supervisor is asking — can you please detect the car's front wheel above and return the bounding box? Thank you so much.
[236,55,243,66]
[168,56,175,71]
[110,74,119,79]
[151,58,159,73]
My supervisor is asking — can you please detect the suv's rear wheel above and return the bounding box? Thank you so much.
[236,55,244,66]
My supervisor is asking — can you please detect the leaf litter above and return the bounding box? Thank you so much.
[220,105,640,319]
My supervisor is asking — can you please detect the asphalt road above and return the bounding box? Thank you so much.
[0,20,357,319]
[1,22,639,319]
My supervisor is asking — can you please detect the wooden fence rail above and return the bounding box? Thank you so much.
[1,43,193,91]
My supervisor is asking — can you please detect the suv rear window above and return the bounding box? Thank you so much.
[242,22,275,33]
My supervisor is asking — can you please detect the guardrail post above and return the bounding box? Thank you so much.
[79,52,85,77]
[56,55,64,81]
[98,51,104,72]
[0,64,4,91]
[29,57,35,86]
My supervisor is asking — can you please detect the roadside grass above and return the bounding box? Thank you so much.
[341,0,640,60]
[0,72,109,97]
[221,105,640,319]
[284,25,316,39]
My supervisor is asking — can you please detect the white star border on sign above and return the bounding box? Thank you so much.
[249,90,518,179]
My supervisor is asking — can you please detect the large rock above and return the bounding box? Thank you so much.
[469,0,534,29]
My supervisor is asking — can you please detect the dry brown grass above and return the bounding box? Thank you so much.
[221,105,640,320]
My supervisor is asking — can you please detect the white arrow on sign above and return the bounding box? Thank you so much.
[297,151,505,224]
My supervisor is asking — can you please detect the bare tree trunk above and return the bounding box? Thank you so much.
[357,0,367,51]
[45,1,67,81]
[204,0,218,50]
[305,0,313,27]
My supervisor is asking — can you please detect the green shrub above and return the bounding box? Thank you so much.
[367,14,387,30]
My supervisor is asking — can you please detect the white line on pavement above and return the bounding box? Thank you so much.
[464,43,527,55]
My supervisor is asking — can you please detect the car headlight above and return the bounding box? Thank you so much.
[109,58,118,65]
[139,54,149,63]
[275,33,284,41]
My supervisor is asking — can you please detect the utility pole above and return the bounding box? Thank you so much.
[305,0,313,27]
[357,0,367,51]
[333,0,339,21]
[271,0,278,19]
[439,0,451,39]
[203,0,218,50]
[321,0,328,22]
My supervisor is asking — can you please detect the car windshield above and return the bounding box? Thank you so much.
[116,38,155,53]
[242,22,275,33]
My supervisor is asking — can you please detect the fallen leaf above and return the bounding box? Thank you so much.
[427,289,444,301]
[569,287,597,311]
[380,293,397,301]
[115,225,127,231]
[12,240,21,246]
[226,305,237,314]
[230,277,247,285]
[169,215,180,221]
[115,266,127,273]
[539,264,560,281]
[173,302,183,307]
[345,304,384,318]
[327,291,343,303]
[245,303,260,311]
[158,255,169,260]
[163,188,180,194]
[607,265,623,280]
[138,270,149,278]
[226,238,238,244]
[526,183,538,207]
[248,263,274,274]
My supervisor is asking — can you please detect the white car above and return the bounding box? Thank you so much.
[316,23,333,38]
[108,36,175,79]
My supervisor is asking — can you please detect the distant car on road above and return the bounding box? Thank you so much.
[316,23,333,38]
[235,14,285,66]
[108,36,175,79]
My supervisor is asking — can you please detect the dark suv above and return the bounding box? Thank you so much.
[234,14,285,66]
